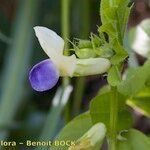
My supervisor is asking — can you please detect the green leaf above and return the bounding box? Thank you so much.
[115,0,130,6]
[119,6,132,38]
[90,91,133,133]
[98,85,111,95]
[118,58,150,96]
[99,0,131,65]
[99,22,117,39]
[107,66,121,86]
[117,129,150,150]
[117,67,147,96]
[110,40,128,64]
[146,78,150,88]
[127,87,150,117]
[100,0,109,23]
[100,0,131,41]
[128,27,136,53]
[50,112,93,150]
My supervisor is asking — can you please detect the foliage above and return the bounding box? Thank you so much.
[90,90,133,133]
[117,129,150,150]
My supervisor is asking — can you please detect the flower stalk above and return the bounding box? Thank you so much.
[61,0,72,122]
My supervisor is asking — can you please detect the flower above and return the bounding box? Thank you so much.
[68,123,106,150]
[132,19,150,58]
[29,26,111,92]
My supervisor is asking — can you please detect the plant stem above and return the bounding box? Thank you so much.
[73,0,90,116]
[61,0,70,51]
[61,0,71,122]
[109,87,118,150]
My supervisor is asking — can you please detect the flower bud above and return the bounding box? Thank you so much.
[76,48,96,59]
[68,123,106,150]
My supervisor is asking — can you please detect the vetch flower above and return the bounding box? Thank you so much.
[68,123,106,150]
[29,26,111,92]
[33,26,77,77]
[132,19,150,58]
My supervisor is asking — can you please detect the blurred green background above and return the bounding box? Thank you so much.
[0,0,150,149]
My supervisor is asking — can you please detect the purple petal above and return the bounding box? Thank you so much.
[29,59,59,92]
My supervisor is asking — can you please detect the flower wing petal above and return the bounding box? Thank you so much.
[54,54,77,77]
[29,59,59,92]
[34,26,64,57]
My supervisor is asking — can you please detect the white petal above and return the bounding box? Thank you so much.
[132,26,150,58]
[34,26,77,77]
[34,26,64,57]
[54,54,77,77]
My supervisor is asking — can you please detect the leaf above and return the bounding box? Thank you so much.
[99,0,131,65]
[117,129,150,150]
[100,0,109,23]
[107,66,121,86]
[117,67,147,96]
[99,21,117,39]
[90,90,133,133]
[100,0,131,41]
[98,85,111,95]
[127,87,150,117]
[110,40,128,64]
[119,6,132,38]
[50,112,93,150]
[146,78,150,88]
[118,58,150,96]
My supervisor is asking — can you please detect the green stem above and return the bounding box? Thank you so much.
[109,87,118,150]
[73,0,90,116]
[61,0,71,122]
[73,77,86,115]
[61,0,70,51]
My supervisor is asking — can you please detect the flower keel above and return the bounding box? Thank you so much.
[29,59,59,92]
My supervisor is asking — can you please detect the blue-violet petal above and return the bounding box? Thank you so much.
[29,59,59,92]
